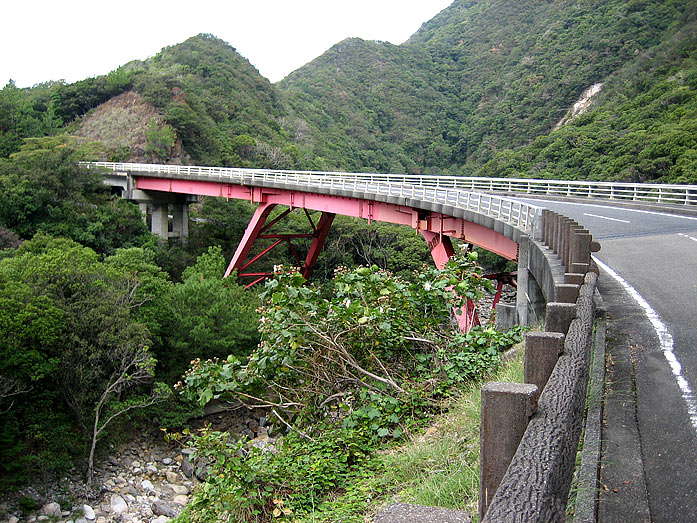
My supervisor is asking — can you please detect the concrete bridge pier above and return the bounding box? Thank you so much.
[170,198,190,241]
[516,236,530,326]
[136,194,194,243]
[149,202,170,240]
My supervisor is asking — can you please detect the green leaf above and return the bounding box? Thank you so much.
[367,408,381,420]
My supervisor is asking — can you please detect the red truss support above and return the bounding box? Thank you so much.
[420,230,480,332]
[483,271,518,324]
[223,202,335,287]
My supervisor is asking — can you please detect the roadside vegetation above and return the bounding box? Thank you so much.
[1,0,696,517]
[172,256,523,522]
[176,354,525,523]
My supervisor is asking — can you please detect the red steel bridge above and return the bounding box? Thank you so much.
[89,162,547,331]
[89,161,696,332]
[86,162,697,521]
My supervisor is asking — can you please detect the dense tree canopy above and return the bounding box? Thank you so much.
[0,236,164,484]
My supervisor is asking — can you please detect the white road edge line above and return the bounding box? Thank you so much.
[678,233,697,242]
[583,212,630,223]
[593,255,697,433]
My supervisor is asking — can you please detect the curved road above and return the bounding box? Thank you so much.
[519,198,697,522]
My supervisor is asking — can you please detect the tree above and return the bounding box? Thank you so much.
[0,235,168,486]
[0,136,152,253]
[145,117,177,161]
[316,217,433,280]
[161,246,260,381]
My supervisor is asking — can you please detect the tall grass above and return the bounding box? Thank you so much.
[378,350,524,516]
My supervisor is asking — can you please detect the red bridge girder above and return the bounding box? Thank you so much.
[136,176,519,261]
[136,176,520,332]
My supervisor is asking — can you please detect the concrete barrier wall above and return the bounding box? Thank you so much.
[480,211,600,522]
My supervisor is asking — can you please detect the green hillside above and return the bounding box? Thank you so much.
[126,34,293,166]
[2,2,697,179]
[479,12,697,182]
[0,35,302,169]
[279,0,696,180]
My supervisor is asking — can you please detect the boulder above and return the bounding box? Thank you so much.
[83,503,96,520]
[170,485,189,495]
[165,470,179,484]
[110,494,128,514]
[173,495,188,506]
[41,502,61,516]
[152,500,177,518]
[181,456,193,478]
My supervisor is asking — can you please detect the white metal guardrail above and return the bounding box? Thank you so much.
[85,162,697,206]
[85,161,697,232]
[84,162,543,233]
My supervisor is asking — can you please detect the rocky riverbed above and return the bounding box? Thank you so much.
[1,409,279,523]
[1,287,516,523]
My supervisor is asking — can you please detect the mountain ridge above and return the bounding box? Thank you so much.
[1,2,696,182]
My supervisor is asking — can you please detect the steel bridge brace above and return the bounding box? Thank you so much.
[224,202,335,287]
[419,231,517,331]
[420,231,480,332]
[226,204,515,331]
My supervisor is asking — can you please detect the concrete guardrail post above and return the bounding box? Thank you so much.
[564,272,585,286]
[546,211,556,251]
[566,225,584,270]
[555,283,581,303]
[542,209,551,245]
[479,382,538,521]
[524,332,565,401]
[571,232,592,268]
[545,302,577,334]
[551,212,561,254]
[559,217,571,268]
[556,215,566,258]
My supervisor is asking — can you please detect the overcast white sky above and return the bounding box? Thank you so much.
[2,1,453,88]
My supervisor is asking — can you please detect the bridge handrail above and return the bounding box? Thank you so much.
[87,161,697,206]
[85,162,542,233]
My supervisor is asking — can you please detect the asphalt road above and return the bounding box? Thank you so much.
[519,198,697,522]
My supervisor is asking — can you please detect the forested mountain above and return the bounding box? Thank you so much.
[0,35,301,169]
[2,1,697,182]
[280,0,696,179]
